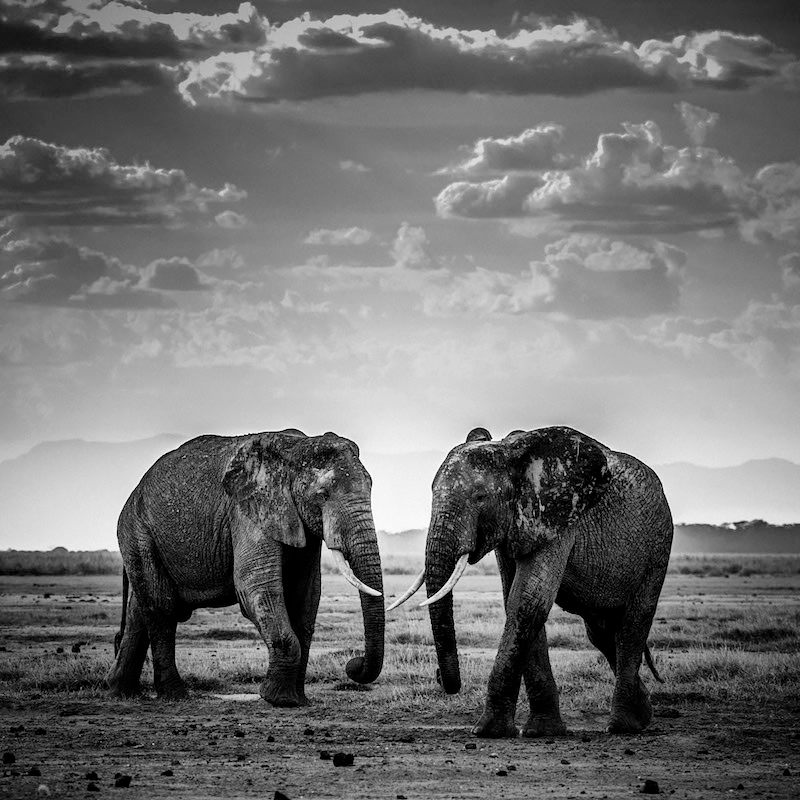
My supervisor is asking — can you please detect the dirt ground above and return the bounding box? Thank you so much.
[2,693,799,799]
[1,573,799,799]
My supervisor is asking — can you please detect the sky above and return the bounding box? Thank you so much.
[2,1,800,528]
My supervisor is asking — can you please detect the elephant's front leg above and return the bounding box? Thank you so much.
[235,540,303,707]
[495,547,566,738]
[282,539,322,705]
[473,539,571,738]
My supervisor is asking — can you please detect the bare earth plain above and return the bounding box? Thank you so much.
[1,568,799,799]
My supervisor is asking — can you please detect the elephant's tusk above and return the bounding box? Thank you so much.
[419,553,469,607]
[386,568,425,611]
[330,549,383,597]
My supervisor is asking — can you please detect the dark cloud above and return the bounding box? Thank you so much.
[141,257,206,292]
[0,233,171,308]
[0,136,246,228]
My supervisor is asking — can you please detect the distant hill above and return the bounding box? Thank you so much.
[0,437,799,551]
[0,435,185,551]
[655,458,800,525]
[381,524,800,555]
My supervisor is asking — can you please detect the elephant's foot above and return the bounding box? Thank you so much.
[472,708,519,739]
[259,678,302,708]
[522,714,567,738]
[607,679,652,734]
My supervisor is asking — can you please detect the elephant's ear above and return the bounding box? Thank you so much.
[510,427,610,554]
[222,435,306,548]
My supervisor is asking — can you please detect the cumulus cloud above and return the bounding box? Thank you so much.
[214,210,249,229]
[677,100,720,146]
[140,257,206,292]
[441,124,571,176]
[0,136,246,228]
[418,235,687,319]
[0,1,269,100]
[4,6,798,102]
[304,226,373,246]
[290,222,687,320]
[436,108,800,240]
[0,233,171,308]
[176,12,800,106]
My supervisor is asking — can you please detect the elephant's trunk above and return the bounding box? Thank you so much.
[324,499,385,684]
[425,508,476,695]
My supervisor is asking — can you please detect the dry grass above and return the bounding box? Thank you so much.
[2,569,799,728]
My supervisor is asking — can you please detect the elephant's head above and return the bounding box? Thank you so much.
[390,425,610,693]
[222,429,384,684]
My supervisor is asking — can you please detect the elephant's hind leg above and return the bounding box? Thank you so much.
[606,605,657,734]
[126,538,188,699]
[105,589,150,697]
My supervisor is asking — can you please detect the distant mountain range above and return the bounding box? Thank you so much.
[0,437,798,552]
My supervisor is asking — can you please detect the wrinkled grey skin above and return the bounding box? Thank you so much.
[105,429,384,706]
[425,426,673,738]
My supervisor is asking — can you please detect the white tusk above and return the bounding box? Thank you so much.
[330,549,382,597]
[386,568,426,611]
[419,553,469,608]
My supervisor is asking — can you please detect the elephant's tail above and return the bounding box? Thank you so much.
[113,568,128,657]
[644,644,664,683]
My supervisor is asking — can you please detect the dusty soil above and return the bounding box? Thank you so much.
[1,573,799,799]
[2,692,798,799]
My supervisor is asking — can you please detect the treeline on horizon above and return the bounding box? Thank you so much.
[1,521,799,576]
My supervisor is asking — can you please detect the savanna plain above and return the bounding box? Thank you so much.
[1,554,799,800]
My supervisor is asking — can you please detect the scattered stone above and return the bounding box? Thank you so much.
[496,769,508,776]
[581,735,591,743]
[624,748,636,755]
[736,783,744,790]
[783,768,791,776]
[10,725,23,733]
[464,743,477,750]
[34,728,46,736]
[2,752,14,765]
[87,783,100,792]
[303,727,314,736]
[170,760,181,766]
[274,792,291,800]
[560,759,571,765]
[56,647,64,654]
[332,752,354,767]
[36,785,51,796]
[161,769,174,776]
[114,774,132,788]
[396,734,415,743]
[508,765,517,771]
[28,766,42,776]
[87,771,100,782]
[71,643,81,653]
[397,795,407,799]
[319,751,331,760]
[234,730,245,738]
[697,749,709,755]
[545,739,556,745]
[640,779,660,794]
[266,735,275,743]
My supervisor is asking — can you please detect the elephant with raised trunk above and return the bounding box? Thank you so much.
[391,426,673,737]
[106,429,384,706]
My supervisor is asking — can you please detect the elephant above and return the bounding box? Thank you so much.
[105,428,384,706]
[390,425,673,738]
